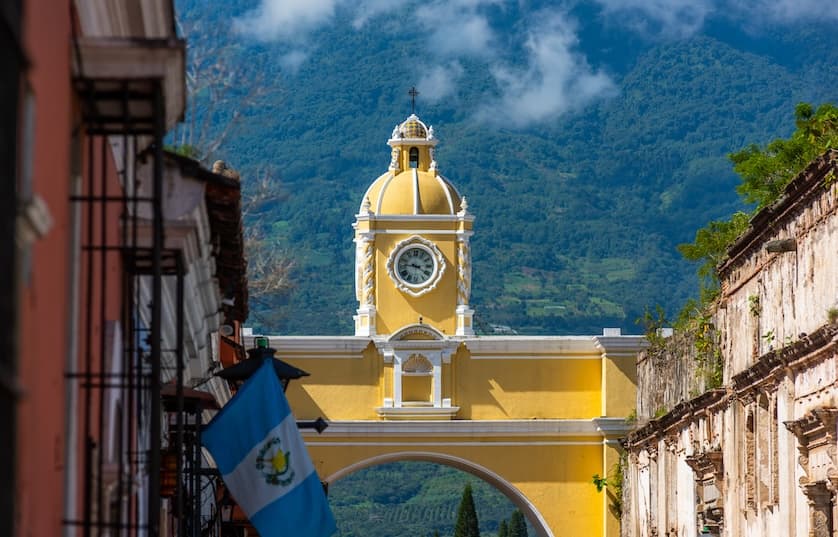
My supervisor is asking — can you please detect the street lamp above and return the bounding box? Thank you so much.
[215,336,309,391]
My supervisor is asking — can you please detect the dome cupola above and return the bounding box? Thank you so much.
[360,114,463,216]
[353,112,474,339]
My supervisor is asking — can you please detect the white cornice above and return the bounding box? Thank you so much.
[246,335,373,356]
[72,37,185,130]
[462,336,602,357]
[375,407,461,420]
[76,0,174,39]
[364,214,474,222]
[301,418,630,438]
[593,335,648,357]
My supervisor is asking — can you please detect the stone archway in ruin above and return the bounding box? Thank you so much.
[325,451,553,537]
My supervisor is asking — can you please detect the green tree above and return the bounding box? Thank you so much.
[508,510,527,537]
[678,102,838,306]
[731,103,838,208]
[498,519,508,537]
[454,484,480,537]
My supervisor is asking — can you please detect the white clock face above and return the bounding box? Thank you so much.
[396,247,435,285]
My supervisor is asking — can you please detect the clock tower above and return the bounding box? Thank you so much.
[353,114,474,337]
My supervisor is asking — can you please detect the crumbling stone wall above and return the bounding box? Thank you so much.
[635,332,706,420]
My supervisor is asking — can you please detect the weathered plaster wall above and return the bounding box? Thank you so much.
[623,151,838,537]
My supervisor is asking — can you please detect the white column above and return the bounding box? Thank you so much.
[393,353,403,408]
[433,354,442,407]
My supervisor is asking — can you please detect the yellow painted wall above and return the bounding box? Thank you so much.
[374,233,459,335]
[453,350,602,419]
[602,355,637,417]
[305,439,608,537]
[282,345,382,420]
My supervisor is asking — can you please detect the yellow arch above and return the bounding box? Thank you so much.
[324,451,554,537]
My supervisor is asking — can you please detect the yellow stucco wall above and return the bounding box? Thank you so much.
[304,438,608,537]
[373,232,460,335]
[452,349,602,419]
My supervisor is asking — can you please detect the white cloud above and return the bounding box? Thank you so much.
[417,0,501,57]
[418,62,465,103]
[728,0,838,24]
[477,11,616,127]
[593,0,714,38]
[232,0,340,42]
[352,0,411,29]
[279,50,309,72]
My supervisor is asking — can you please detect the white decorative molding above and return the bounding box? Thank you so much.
[375,407,460,420]
[354,305,376,337]
[456,236,471,306]
[388,323,446,342]
[388,146,401,171]
[301,419,627,437]
[403,354,433,373]
[455,305,475,337]
[458,197,470,217]
[386,235,446,297]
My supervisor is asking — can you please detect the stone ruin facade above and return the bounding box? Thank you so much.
[623,150,838,537]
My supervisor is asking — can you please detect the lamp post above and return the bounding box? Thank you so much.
[215,336,309,391]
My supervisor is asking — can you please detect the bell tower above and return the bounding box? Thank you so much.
[353,114,474,337]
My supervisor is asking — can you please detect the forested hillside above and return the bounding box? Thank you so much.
[329,461,530,537]
[174,0,838,335]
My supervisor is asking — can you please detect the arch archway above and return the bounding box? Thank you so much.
[325,451,554,537]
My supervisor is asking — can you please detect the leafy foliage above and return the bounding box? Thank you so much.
[678,103,838,309]
[677,212,750,295]
[732,103,838,208]
[454,484,481,537]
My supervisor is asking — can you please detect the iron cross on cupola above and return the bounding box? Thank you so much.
[408,86,419,114]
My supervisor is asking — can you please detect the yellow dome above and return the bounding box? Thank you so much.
[363,169,462,215]
[392,114,431,140]
[400,118,427,138]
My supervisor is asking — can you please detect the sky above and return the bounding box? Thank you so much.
[229,0,837,127]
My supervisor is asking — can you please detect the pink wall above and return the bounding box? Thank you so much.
[16,0,72,534]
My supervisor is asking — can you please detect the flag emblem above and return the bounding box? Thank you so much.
[202,358,337,537]
[256,436,295,486]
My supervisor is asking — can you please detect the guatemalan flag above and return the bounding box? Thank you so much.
[203,359,337,537]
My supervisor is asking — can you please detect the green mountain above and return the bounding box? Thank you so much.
[174,0,838,335]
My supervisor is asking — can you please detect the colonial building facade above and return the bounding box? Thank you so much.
[253,114,647,537]
[623,150,838,537]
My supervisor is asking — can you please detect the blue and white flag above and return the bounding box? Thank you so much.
[203,359,337,537]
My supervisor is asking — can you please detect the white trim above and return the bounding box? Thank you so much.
[308,441,602,447]
[248,336,372,354]
[367,214,474,222]
[377,229,463,235]
[385,235,446,297]
[375,407,460,419]
[375,172,396,215]
[412,168,420,214]
[468,354,602,360]
[434,173,456,214]
[300,418,629,437]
